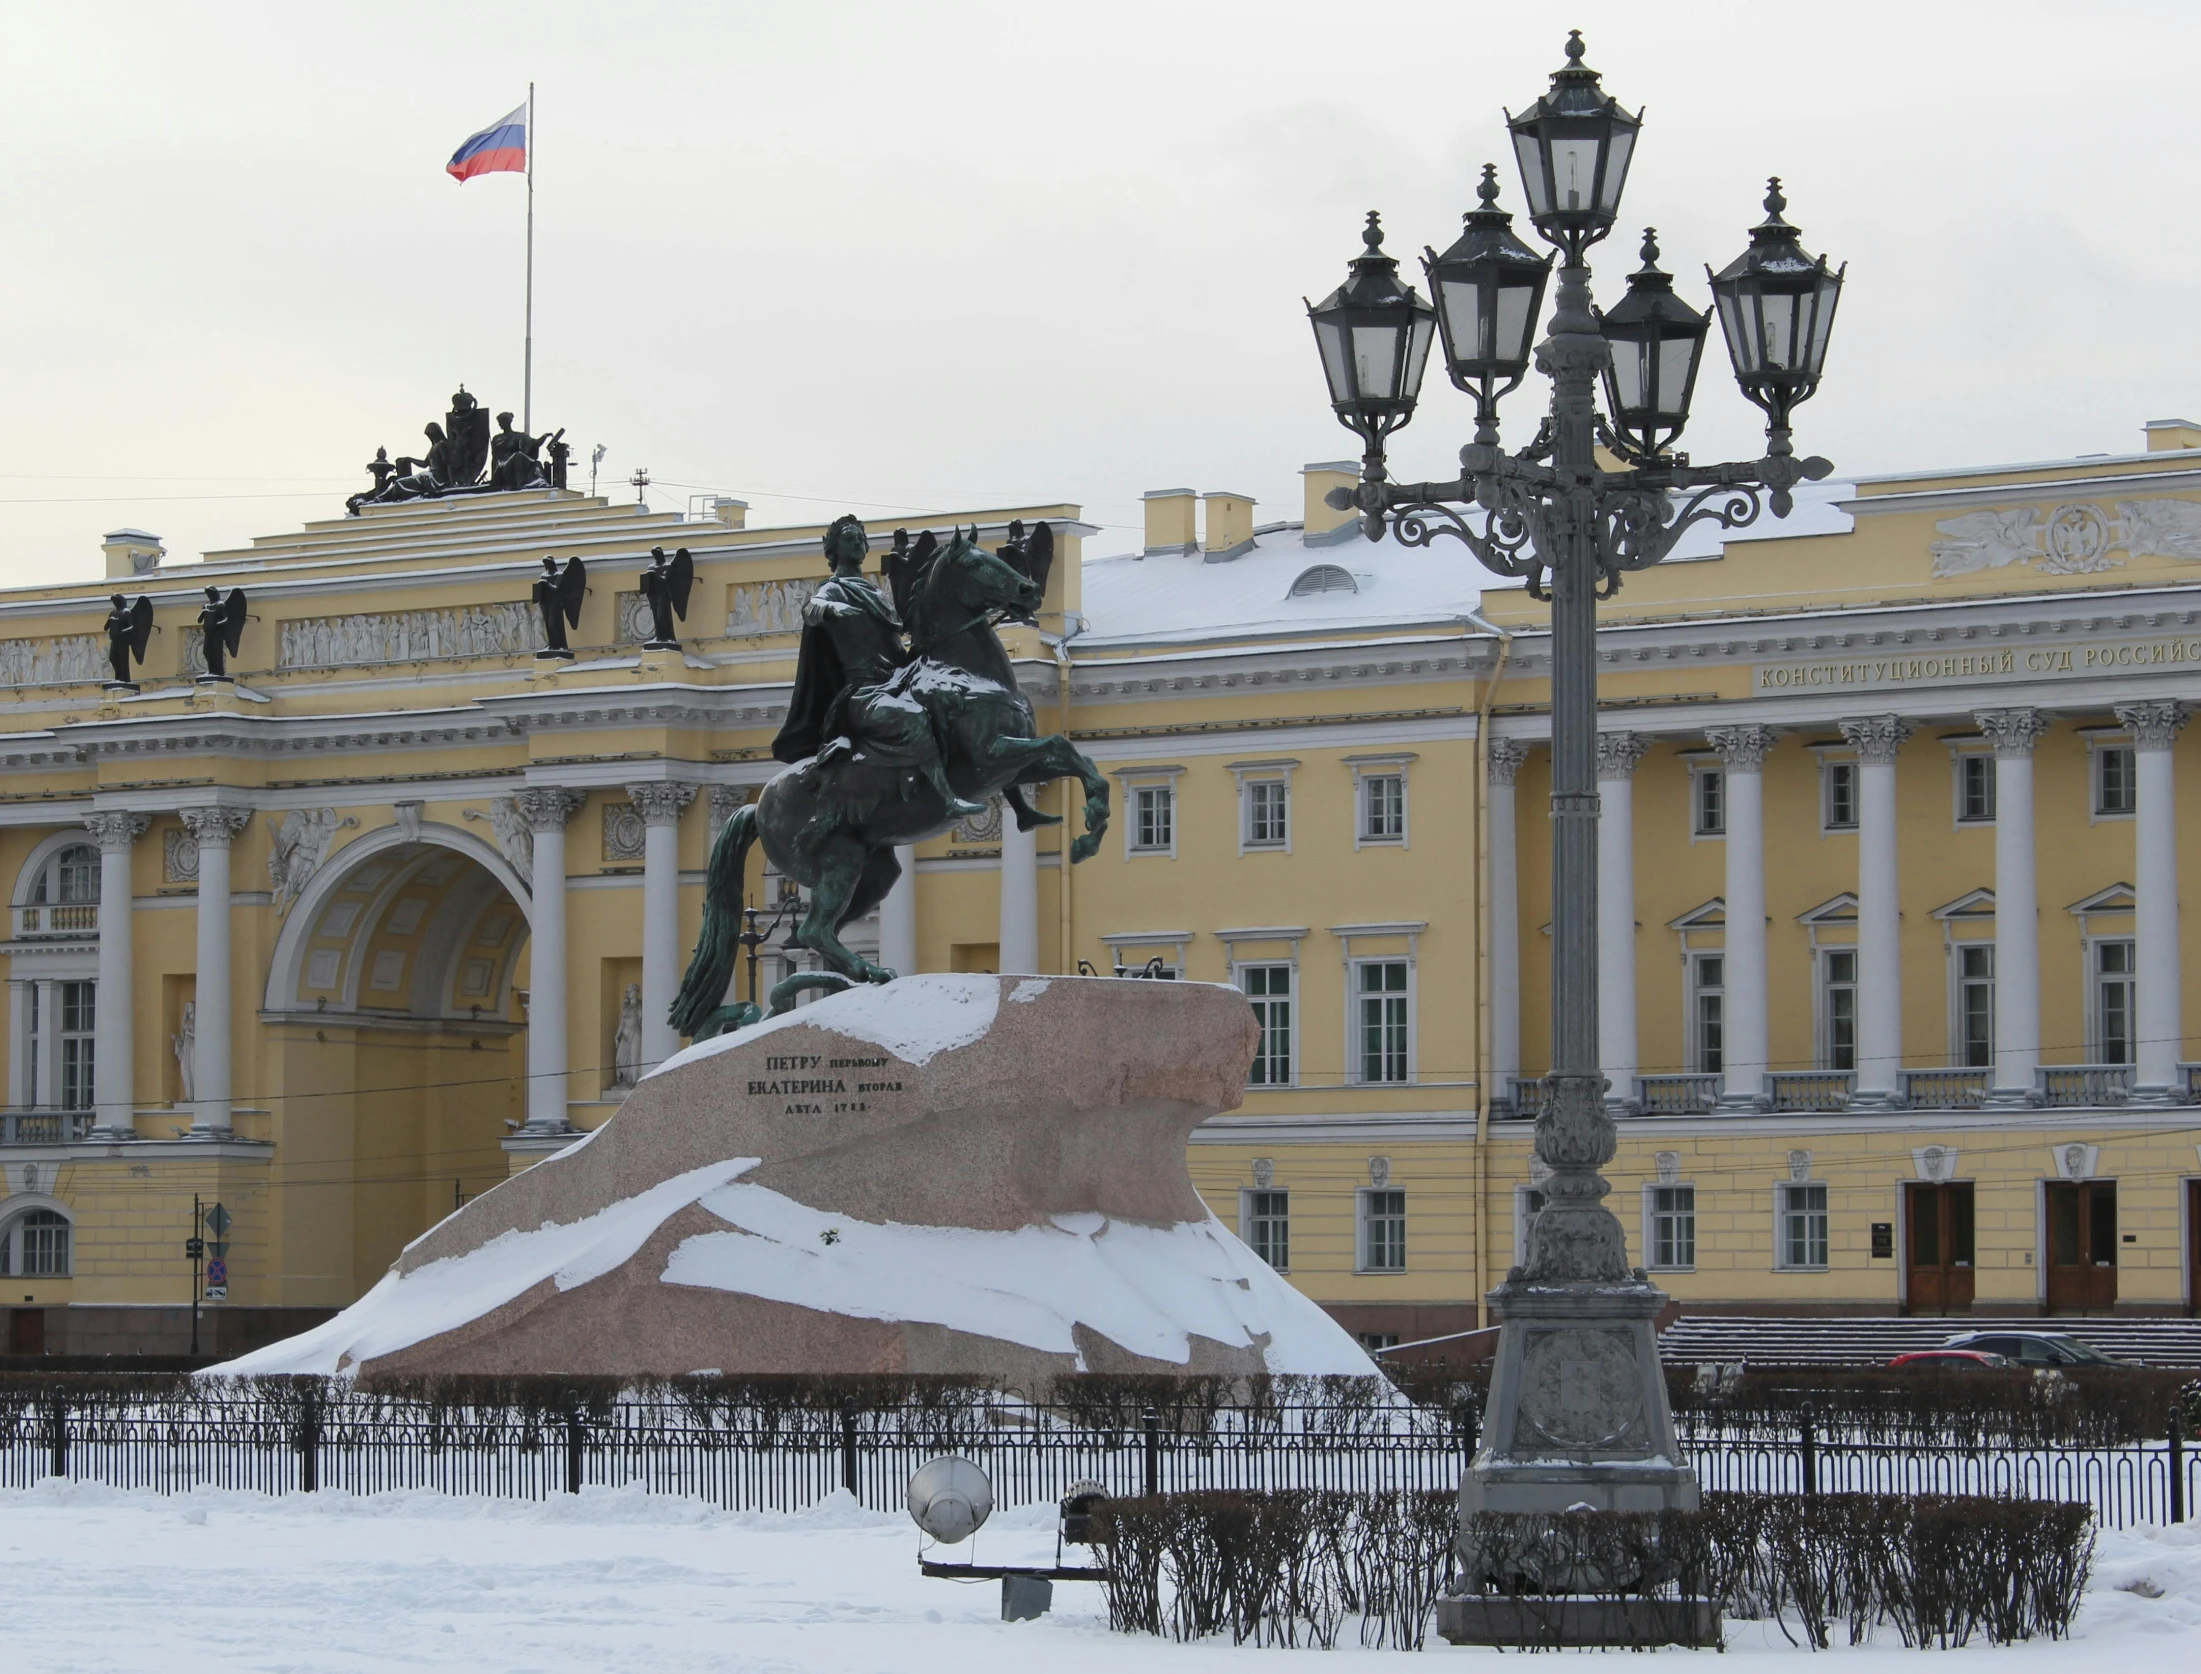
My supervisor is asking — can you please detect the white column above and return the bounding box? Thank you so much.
[36,979,59,1110]
[1594,733,1649,1111]
[1486,738,1527,1111]
[1707,726,1777,1110]
[5,981,27,1110]
[998,808,1039,975]
[85,811,149,1140]
[879,844,918,976]
[181,807,251,1138]
[628,781,696,1069]
[517,788,583,1133]
[2117,700,2188,1102]
[1840,716,1911,1107]
[1978,708,2049,1106]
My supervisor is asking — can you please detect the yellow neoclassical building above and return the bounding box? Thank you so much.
[5,421,2201,1357]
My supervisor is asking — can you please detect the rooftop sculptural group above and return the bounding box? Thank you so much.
[347,387,568,515]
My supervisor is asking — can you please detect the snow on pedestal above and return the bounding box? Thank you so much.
[227,974,1375,1384]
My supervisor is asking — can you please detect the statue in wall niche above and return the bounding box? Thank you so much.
[531,556,586,658]
[173,1001,196,1105]
[638,546,694,649]
[671,515,1109,1035]
[612,985,643,1088]
[196,587,248,682]
[104,593,153,688]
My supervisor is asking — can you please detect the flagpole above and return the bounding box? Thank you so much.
[523,81,535,435]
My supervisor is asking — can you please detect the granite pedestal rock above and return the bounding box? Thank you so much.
[226,974,1373,1385]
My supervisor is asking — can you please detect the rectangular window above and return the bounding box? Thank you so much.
[1957,944,1994,1068]
[2095,939,2136,1065]
[1649,1185,1696,1269]
[1357,1332,1400,1352]
[1779,1182,1830,1269]
[1360,1188,1407,1272]
[1691,954,1724,1075]
[1361,774,1405,843]
[59,980,95,1112]
[1693,767,1726,836]
[1822,760,1857,831]
[1356,960,1410,1083]
[20,1215,69,1278]
[1957,754,1996,823]
[1822,949,1857,1072]
[2095,745,2136,817]
[1130,783,1173,853]
[1240,964,1294,1087]
[1245,779,1289,848]
[1245,1189,1289,1271]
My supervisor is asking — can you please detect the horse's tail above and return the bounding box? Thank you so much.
[669,801,757,1039]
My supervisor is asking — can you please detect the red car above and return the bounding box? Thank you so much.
[1887,1349,2015,1370]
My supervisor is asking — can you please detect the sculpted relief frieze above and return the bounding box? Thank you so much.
[277,602,545,669]
[726,579,817,637]
[0,634,107,687]
[1929,497,2201,579]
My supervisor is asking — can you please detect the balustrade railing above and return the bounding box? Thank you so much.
[16,902,97,936]
[2037,1064,2133,1108]
[1637,1074,1721,1115]
[1899,1068,1990,1110]
[0,1109,91,1145]
[1767,1071,1854,1113]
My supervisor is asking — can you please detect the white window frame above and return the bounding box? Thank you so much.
[1817,944,1858,1072]
[1817,750,1858,834]
[1110,765,1184,860]
[1357,1186,1407,1273]
[1228,759,1298,854]
[2083,729,2137,823]
[1688,949,1725,1075]
[1686,756,1726,840]
[1775,1180,1831,1271]
[1950,741,1996,826]
[1236,960,1298,1089]
[2087,933,2138,1066]
[1240,1187,1290,1272]
[1344,752,1415,850]
[1643,1182,1697,1272]
[12,829,104,941]
[1953,940,1995,1069]
[0,1202,74,1278]
[1351,958,1412,1085]
[1334,923,1423,1088]
[1099,930,1191,980]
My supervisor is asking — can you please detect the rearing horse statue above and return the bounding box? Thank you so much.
[671,523,1109,1037]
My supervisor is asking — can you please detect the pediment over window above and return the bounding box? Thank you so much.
[1667,898,1725,931]
[1797,893,1858,926]
[1931,887,1996,922]
[2066,882,2136,918]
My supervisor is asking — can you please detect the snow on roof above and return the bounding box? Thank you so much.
[1076,479,1855,647]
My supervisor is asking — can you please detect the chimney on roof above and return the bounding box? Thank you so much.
[1142,488,1197,556]
[1302,462,1359,537]
[102,529,164,579]
[1201,491,1256,563]
[2144,419,2201,453]
[710,497,748,528]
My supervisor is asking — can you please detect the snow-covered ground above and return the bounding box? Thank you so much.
[2,1481,2196,1671]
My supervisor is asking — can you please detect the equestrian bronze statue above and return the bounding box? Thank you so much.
[670,515,1109,1037]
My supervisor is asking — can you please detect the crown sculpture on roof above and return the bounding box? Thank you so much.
[346,388,570,515]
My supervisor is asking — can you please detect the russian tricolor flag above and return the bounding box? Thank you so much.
[447,103,528,182]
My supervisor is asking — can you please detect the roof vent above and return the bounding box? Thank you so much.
[1288,563,1358,598]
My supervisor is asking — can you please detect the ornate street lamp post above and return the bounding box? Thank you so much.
[1308,31,1844,1541]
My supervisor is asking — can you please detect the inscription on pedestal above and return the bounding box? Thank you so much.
[746,1053,906,1116]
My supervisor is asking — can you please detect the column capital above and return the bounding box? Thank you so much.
[1975,706,2050,757]
[625,781,697,826]
[83,811,151,852]
[178,806,252,848]
[1593,731,1651,781]
[514,787,586,833]
[1486,736,1530,785]
[1838,714,1913,764]
[2114,699,2190,752]
[1705,724,1779,772]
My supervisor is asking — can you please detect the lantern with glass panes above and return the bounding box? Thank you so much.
[1299,31,1849,1543]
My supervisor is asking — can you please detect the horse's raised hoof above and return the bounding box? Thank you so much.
[862,963,897,984]
[1012,806,1063,831]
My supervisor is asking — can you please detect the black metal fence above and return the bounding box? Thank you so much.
[2,1390,2191,1530]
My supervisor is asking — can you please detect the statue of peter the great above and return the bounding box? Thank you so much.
[772,514,982,818]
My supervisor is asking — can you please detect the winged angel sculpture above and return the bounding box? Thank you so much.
[671,516,1106,1036]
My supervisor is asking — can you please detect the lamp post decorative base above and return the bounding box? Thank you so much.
[1461,1278,1696,1522]
[1436,1593,1722,1649]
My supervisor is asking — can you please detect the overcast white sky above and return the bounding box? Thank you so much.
[2,2,2196,583]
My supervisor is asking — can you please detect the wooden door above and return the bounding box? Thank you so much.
[7,1308,43,1356]
[2044,1181,2118,1313]
[1905,1182,1976,1313]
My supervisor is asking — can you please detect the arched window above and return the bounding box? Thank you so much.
[1288,564,1359,598]
[0,1209,71,1277]
[24,843,99,935]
